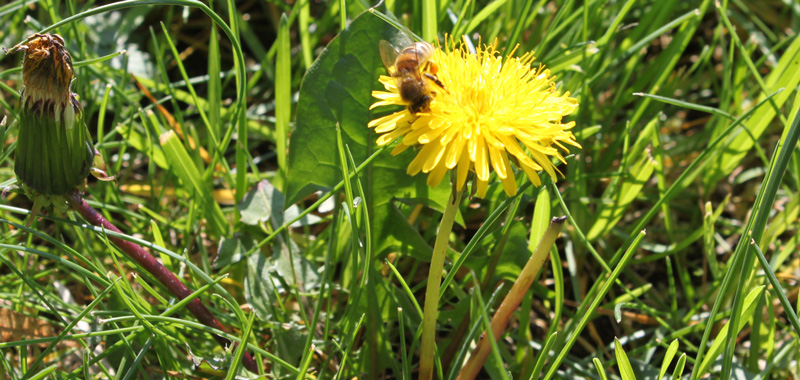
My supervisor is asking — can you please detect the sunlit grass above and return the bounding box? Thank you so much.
[0,0,798,379]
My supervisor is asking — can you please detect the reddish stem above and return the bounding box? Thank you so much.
[65,190,260,373]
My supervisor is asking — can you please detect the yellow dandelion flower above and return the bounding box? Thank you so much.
[368,37,581,198]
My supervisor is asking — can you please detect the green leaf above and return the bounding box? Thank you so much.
[285,10,391,205]
[239,180,276,226]
[243,181,320,321]
[285,10,448,256]
[239,180,322,227]
[214,234,254,269]
[244,250,279,321]
[159,130,230,237]
[271,232,320,293]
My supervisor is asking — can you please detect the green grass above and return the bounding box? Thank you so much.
[1,0,799,379]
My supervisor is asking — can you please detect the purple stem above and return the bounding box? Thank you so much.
[65,190,260,373]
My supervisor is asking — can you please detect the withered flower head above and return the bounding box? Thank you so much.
[20,34,76,124]
[13,33,94,198]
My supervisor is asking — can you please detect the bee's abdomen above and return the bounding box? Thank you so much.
[398,76,425,101]
[394,42,434,75]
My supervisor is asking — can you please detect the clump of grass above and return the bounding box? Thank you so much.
[0,1,798,379]
[5,31,259,374]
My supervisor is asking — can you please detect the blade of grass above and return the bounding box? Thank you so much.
[438,182,530,298]
[245,145,390,257]
[592,358,608,380]
[750,233,800,349]
[461,0,508,37]
[226,311,256,380]
[335,313,365,380]
[706,9,800,182]
[275,13,291,189]
[159,129,230,237]
[422,0,437,41]
[659,339,680,380]
[299,0,313,69]
[543,229,646,380]
[458,217,565,379]
[207,1,222,141]
[696,286,766,376]
[586,151,656,241]
[527,331,558,380]
[614,337,636,380]
[633,93,735,120]
[717,91,800,380]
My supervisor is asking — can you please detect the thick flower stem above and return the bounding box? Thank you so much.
[65,190,260,374]
[419,187,464,380]
[456,216,566,380]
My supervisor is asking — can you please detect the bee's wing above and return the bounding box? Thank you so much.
[379,40,400,74]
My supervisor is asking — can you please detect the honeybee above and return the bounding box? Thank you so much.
[379,39,446,114]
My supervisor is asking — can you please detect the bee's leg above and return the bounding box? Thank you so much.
[424,73,448,93]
